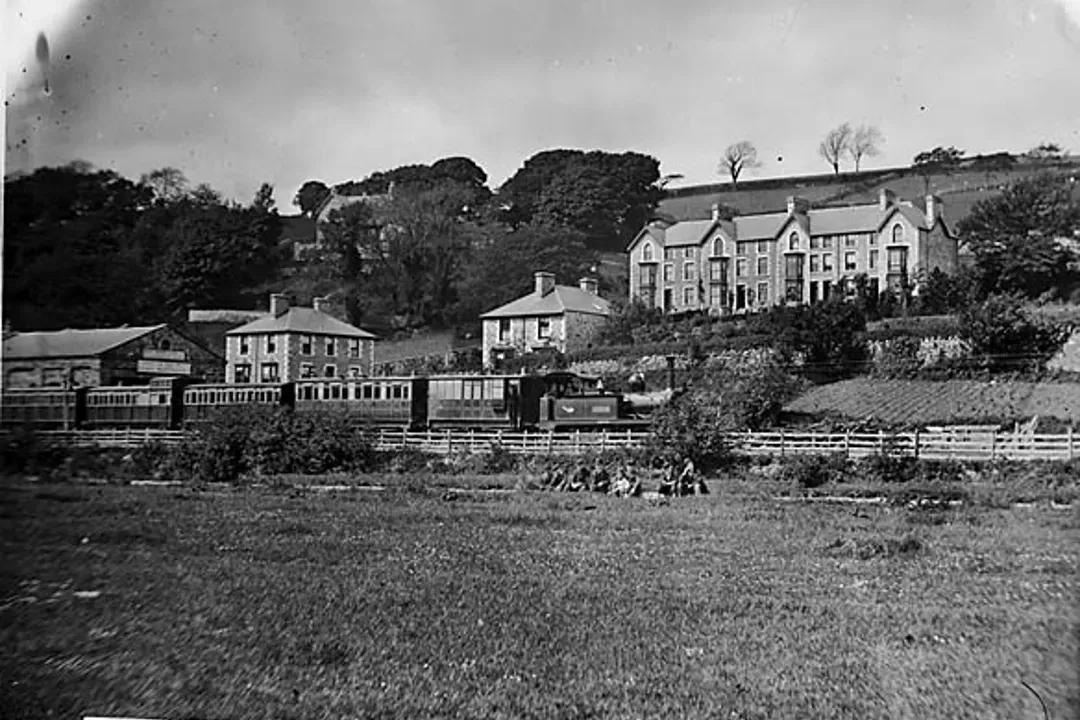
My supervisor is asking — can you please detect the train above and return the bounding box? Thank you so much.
[0,372,675,433]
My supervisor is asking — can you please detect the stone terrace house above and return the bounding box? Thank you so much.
[481,272,611,369]
[2,325,224,389]
[626,189,958,315]
[225,295,377,383]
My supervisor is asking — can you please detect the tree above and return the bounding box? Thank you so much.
[912,145,965,194]
[252,182,276,212]
[847,125,884,172]
[293,180,331,217]
[294,201,378,325]
[718,141,761,187]
[959,294,1071,373]
[818,123,853,174]
[971,152,1016,185]
[139,167,189,204]
[1025,142,1068,162]
[957,174,1080,298]
[499,149,665,251]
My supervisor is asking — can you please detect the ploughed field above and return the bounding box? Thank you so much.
[1,480,1076,720]
[785,378,1080,425]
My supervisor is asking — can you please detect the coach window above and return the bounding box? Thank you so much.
[260,363,279,384]
[331,384,342,400]
[235,364,252,384]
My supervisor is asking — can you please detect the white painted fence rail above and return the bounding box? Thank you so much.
[6,427,1077,461]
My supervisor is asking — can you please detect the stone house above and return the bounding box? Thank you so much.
[480,272,611,369]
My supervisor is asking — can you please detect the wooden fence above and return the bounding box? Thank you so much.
[8,427,1078,462]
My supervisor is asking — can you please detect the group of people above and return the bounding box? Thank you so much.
[535,456,707,498]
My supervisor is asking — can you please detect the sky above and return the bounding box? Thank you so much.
[4,0,1080,212]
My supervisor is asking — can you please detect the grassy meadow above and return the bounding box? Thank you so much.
[0,476,1076,720]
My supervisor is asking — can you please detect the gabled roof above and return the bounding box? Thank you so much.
[663,220,718,247]
[226,308,377,338]
[733,212,788,240]
[3,325,166,359]
[878,203,931,232]
[481,286,611,319]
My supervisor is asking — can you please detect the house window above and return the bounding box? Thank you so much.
[788,232,800,251]
[348,366,363,379]
[265,335,277,354]
[869,250,879,270]
[845,235,858,248]
[711,238,723,257]
[682,262,694,281]
[892,223,905,244]
[326,337,336,356]
[300,363,315,378]
[642,243,654,262]
[665,248,675,261]
[844,252,857,271]
[887,247,908,274]
[663,264,673,282]
[756,257,768,276]
[234,363,252,383]
[238,336,250,356]
[757,283,768,306]
[810,236,821,250]
[301,335,313,355]
[260,363,279,383]
[822,254,834,272]
[498,318,510,343]
[809,281,819,304]
[736,242,747,256]
[757,240,769,254]
[869,233,877,246]
[537,317,552,340]
[784,255,804,302]
[736,258,747,277]
[349,338,361,358]
[822,280,833,301]
[735,284,747,310]
[683,286,695,306]
[810,255,821,273]
[684,247,694,259]
[709,284,724,307]
[324,365,337,378]
[709,259,726,281]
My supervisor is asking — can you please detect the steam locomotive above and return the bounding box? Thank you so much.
[0,372,674,433]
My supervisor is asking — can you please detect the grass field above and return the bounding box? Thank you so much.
[1,478,1076,720]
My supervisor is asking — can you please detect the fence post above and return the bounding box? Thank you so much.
[990,432,997,461]
[1069,426,1075,461]
[446,428,453,454]
[574,430,581,455]
[844,430,851,459]
[913,428,920,460]
[600,432,607,453]
[547,430,554,455]
[780,429,785,458]
[878,430,884,455]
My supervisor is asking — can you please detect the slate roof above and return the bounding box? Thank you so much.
[481,286,611,319]
[226,308,377,338]
[663,220,717,247]
[3,325,166,359]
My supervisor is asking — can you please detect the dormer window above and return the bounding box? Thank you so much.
[712,237,723,257]
[892,223,905,244]
[788,232,800,251]
[642,243,654,262]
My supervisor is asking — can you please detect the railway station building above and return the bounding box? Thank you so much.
[481,272,611,369]
[224,294,378,383]
[626,189,958,315]
[1,324,225,389]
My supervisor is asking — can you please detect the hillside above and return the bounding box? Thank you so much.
[658,157,1080,226]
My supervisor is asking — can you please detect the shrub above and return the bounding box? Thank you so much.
[959,294,1072,373]
[856,453,920,484]
[779,453,849,488]
[0,427,71,478]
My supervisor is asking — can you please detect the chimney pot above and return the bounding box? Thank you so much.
[925,194,941,227]
[786,196,810,215]
[579,277,599,295]
[879,188,896,211]
[313,296,329,314]
[269,293,289,317]
[710,203,720,221]
[534,271,556,296]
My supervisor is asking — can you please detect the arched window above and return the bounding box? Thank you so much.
[788,232,800,251]
[892,223,904,244]
[712,237,723,257]
[159,340,172,351]
[642,242,654,262]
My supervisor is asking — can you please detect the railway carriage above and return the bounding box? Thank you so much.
[294,376,428,427]
[181,382,295,424]
[426,374,546,430]
[0,387,86,429]
[84,377,189,429]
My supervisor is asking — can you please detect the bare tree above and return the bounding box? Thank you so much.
[847,125,884,172]
[818,123,853,174]
[718,141,762,187]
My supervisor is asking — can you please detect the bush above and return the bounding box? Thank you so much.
[779,454,849,488]
[856,453,920,484]
[959,294,1072,373]
[0,427,71,478]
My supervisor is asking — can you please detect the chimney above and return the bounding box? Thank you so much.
[925,195,941,227]
[313,296,329,314]
[786,196,810,215]
[879,188,896,211]
[579,277,599,295]
[269,293,289,317]
[710,202,720,221]
[534,271,556,296]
